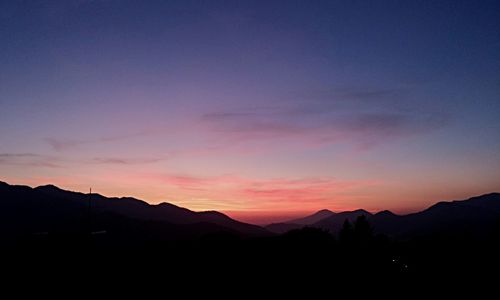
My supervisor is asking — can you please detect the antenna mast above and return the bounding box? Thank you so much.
[88,187,92,235]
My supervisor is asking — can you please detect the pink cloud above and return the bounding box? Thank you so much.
[132,173,379,212]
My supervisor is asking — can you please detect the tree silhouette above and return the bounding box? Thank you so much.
[339,219,354,245]
[353,215,373,246]
[339,216,374,247]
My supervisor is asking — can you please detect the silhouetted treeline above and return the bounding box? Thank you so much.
[2,182,500,288]
[4,215,500,285]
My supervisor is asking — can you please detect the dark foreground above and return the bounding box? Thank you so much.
[1,181,499,290]
[3,220,500,291]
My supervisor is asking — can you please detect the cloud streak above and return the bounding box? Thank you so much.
[0,153,40,158]
[136,173,378,212]
[200,86,450,149]
[89,157,166,165]
[0,152,167,168]
[44,130,158,151]
[0,153,63,168]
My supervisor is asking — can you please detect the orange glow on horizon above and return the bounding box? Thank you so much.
[3,171,499,225]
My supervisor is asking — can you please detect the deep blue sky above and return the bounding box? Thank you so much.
[1,0,499,223]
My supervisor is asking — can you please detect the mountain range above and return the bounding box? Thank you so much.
[266,193,500,237]
[0,181,268,240]
[1,180,499,240]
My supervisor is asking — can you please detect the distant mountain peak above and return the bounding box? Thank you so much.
[0,180,270,237]
[375,210,397,217]
[200,210,226,216]
[35,184,63,191]
[286,209,336,225]
[348,209,371,215]
[156,202,183,209]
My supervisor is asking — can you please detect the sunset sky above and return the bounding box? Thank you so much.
[1,0,499,224]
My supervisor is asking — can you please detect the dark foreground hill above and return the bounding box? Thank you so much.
[1,180,500,286]
[266,193,500,238]
[0,181,268,241]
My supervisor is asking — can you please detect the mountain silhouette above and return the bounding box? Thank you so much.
[313,209,372,233]
[288,209,336,225]
[2,180,500,283]
[265,209,335,234]
[372,192,500,237]
[266,209,371,234]
[265,194,500,237]
[2,180,500,240]
[0,181,268,238]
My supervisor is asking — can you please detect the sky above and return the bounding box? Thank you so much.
[1,0,499,224]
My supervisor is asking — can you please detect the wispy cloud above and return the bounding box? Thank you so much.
[137,173,378,211]
[201,112,260,122]
[44,130,156,151]
[0,153,63,168]
[200,86,449,149]
[292,86,407,103]
[0,152,166,168]
[89,157,166,165]
[44,138,82,151]
[0,153,40,158]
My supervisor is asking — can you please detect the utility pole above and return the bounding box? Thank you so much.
[88,187,92,236]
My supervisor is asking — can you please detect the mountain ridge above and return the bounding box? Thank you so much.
[2,181,500,239]
[0,181,269,237]
[265,193,500,236]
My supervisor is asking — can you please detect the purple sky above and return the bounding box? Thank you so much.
[1,0,499,224]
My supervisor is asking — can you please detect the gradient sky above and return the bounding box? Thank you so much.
[1,0,499,224]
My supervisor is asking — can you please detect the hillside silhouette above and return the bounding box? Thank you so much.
[266,193,500,238]
[1,180,500,285]
[0,181,267,240]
